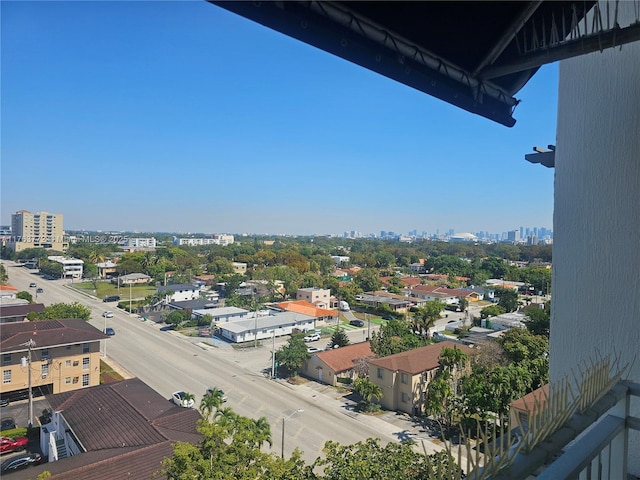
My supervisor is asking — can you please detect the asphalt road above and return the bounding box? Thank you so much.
[2,261,448,464]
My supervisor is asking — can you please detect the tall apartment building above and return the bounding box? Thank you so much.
[9,210,67,252]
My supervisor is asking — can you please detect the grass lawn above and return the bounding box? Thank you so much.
[72,281,156,300]
[100,359,125,383]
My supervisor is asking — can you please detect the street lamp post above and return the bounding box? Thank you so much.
[281,409,303,458]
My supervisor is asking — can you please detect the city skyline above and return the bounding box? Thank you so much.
[2,2,555,235]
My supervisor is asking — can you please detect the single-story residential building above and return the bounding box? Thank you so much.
[407,285,480,304]
[29,377,202,479]
[168,298,219,312]
[112,272,152,285]
[300,341,373,386]
[0,284,19,300]
[217,311,315,343]
[202,306,249,325]
[369,341,473,415]
[272,300,339,327]
[355,293,411,312]
[483,312,528,331]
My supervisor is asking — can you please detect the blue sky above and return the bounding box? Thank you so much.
[2,1,556,236]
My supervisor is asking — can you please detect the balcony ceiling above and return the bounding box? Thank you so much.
[209,1,640,127]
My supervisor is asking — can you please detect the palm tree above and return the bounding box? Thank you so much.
[353,377,383,405]
[200,388,225,420]
[250,416,272,448]
[214,406,238,428]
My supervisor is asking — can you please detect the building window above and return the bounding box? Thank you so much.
[82,374,89,386]
[2,370,11,384]
[73,377,79,384]
[41,364,49,378]
[41,348,49,359]
[377,368,383,379]
[2,354,10,366]
[401,392,408,403]
[65,360,71,367]
[66,345,71,350]
[401,373,408,384]
[82,357,89,370]
[82,343,90,354]
[65,377,71,384]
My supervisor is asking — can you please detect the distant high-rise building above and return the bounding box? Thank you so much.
[507,230,520,243]
[9,210,67,252]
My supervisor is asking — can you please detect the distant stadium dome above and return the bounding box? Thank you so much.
[450,232,478,242]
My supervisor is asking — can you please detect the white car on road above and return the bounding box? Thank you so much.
[102,311,114,318]
[172,391,194,408]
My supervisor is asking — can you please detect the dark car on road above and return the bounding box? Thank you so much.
[1,453,42,473]
[103,295,120,302]
[1,418,16,431]
[36,288,44,293]
[104,328,115,336]
[349,319,364,327]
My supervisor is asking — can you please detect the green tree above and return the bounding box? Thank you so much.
[38,259,63,278]
[336,282,362,306]
[524,306,550,337]
[480,304,505,319]
[27,302,91,321]
[275,336,309,377]
[162,407,307,479]
[313,439,461,480]
[494,287,519,313]
[16,291,33,303]
[411,301,444,337]
[352,377,382,410]
[330,326,350,347]
[0,264,8,284]
[369,319,427,357]
[353,267,381,292]
[165,310,190,327]
[200,387,226,420]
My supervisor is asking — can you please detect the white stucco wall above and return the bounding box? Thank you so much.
[552,3,640,473]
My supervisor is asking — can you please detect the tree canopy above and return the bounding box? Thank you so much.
[27,302,91,321]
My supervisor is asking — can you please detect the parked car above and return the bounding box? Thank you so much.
[0,453,42,473]
[303,333,320,342]
[29,283,37,288]
[0,436,28,454]
[102,311,114,318]
[0,399,9,408]
[171,391,194,408]
[205,387,228,402]
[103,295,120,302]
[104,327,115,336]
[349,319,364,327]
[36,288,44,293]
[1,418,16,431]
[307,346,321,354]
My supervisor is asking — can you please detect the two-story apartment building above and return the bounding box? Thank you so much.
[157,283,202,302]
[296,287,331,309]
[369,341,472,415]
[0,319,107,399]
[48,256,84,279]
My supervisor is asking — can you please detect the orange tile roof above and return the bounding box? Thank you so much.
[315,342,374,373]
[369,341,472,375]
[274,300,338,318]
[0,285,18,291]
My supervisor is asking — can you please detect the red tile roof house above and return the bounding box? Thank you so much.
[369,342,473,415]
[21,378,202,480]
[272,300,339,327]
[300,342,374,386]
[509,384,549,436]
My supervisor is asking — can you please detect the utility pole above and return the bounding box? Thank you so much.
[271,330,276,379]
[20,339,36,428]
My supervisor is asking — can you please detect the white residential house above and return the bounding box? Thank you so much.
[157,284,201,302]
[217,311,315,343]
